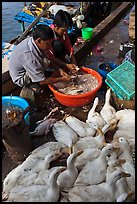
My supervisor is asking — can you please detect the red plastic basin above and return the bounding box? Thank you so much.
[48,67,102,107]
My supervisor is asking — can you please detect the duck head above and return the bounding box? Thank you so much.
[91,122,104,136]
[110,168,131,183]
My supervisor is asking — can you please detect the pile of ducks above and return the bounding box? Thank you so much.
[2,88,135,202]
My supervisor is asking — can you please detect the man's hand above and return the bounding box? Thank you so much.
[66,64,80,74]
[59,69,71,81]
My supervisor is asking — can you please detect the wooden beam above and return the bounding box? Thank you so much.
[75,2,133,65]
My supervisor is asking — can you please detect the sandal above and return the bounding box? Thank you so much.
[27,83,44,94]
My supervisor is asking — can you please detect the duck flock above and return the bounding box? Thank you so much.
[2,88,135,202]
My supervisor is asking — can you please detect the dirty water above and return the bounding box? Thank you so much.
[53,73,99,95]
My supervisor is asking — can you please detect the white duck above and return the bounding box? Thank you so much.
[23,151,62,172]
[113,130,135,151]
[2,141,68,195]
[116,109,135,122]
[6,167,66,202]
[106,158,126,181]
[113,109,135,149]
[74,143,120,186]
[100,88,118,129]
[68,169,131,202]
[65,115,103,138]
[106,158,132,199]
[33,150,83,189]
[113,109,135,141]
[86,97,105,129]
[117,137,135,194]
[28,141,67,159]
[2,151,62,198]
[72,123,110,152]
[75,148,101,171]
[57,150,83,190]
[118,138,134,163]
[53,120,79,154]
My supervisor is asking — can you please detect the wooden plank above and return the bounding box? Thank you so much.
[74,2,133,65]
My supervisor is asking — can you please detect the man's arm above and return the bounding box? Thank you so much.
[39,69,71,85]
[50,57,78,72]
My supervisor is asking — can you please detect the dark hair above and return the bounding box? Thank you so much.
[53,10,73,28]
[33,24,54,40]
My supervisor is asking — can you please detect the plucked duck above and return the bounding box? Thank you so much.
[36,107,59,125]
[30,118,56,136]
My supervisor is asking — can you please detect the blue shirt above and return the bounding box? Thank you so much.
[9,37,46,87]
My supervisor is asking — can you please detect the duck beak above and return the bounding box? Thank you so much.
[54,152,62,159]
[118,158,126,165]
[76,150,84,156]
[122,171,131,177]
[60,167,67,173]
[97,128,104,136]
[113,138,119,143]
[102,141,107,146]
[127,191,134,198]
[113,146,120,151]
[2,194,8,202]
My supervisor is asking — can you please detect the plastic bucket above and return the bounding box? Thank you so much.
[48,67,102,107]
[82,27,93,40]
[2,96,30,125]
[98,62,118,79]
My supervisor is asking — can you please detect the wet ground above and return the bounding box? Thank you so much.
[2,16,130,181]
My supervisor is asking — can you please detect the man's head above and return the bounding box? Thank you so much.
[53,10,73,36]
[33,24,54,51]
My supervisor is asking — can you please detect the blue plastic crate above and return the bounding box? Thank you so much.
[105,61,135,100]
